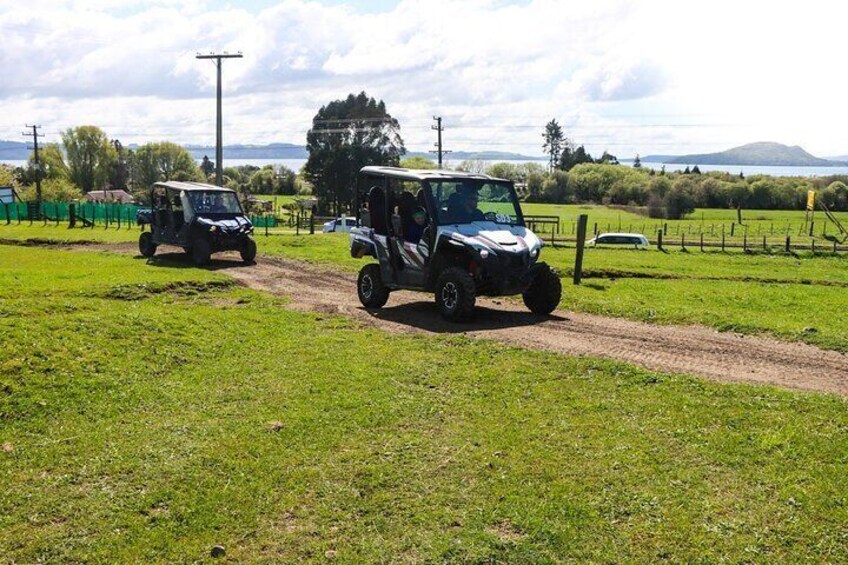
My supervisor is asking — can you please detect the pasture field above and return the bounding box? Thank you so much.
[2,207,848,352]
[2,245,848,563]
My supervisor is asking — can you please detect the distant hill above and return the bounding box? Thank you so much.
[0,140,29,160]
[183,143,307,160]
[1,140,542,163]
[645,142,846,167]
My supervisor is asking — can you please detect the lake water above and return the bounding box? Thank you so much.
[5,157,848,178]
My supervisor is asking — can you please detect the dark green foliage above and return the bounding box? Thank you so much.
[542,119,564,172]
[304,92,404,214]
[560,144,594,171]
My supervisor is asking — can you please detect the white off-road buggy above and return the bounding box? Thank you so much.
[349,167,562,321]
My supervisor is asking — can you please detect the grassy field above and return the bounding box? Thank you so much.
[3,245,848,563]
[2,215,848,352]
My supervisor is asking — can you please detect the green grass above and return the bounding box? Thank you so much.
[3,221,848,350]
[3,245,848,563]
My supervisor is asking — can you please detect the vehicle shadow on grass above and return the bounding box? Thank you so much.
[135,250,249,271]
[366,301,567,334]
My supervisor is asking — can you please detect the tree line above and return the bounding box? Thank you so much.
[3,125,299,203]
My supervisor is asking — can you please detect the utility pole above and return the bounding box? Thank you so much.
[22,125,42,213]
[430,116,451,169]
[196,51,243,186]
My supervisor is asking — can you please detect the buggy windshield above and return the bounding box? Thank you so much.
[183,191,243,216]
[427,180,523,226]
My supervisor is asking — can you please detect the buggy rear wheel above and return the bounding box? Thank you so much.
[357,264,389,308]
[435,268,476,322]
[522,262,562,315]
[138,232,157,258]
[240,237,257,264]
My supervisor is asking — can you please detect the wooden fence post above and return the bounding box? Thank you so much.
[721,233,725,252]
[657,229,663,251]
[573,214,588,285]
[700,233,704,252]
[681,233,686,251]
[785,235,790,253]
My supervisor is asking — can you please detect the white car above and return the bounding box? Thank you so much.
[586,232,649,249]
[322,217,359,233]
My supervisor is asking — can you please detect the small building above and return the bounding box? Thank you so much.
[85,190,135,204]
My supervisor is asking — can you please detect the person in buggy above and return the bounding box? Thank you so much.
[447,186,485,224]
[405,206,427,243]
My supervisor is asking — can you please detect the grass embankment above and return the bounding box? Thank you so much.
[2,245,848,563]
[2,221,848,351]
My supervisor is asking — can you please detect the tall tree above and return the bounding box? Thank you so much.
[61,126,117,192]
[108,139,130,189]
[542,119,564,173]
[304,92,405,214]
[132,142,201,190]
[632,154,642,168]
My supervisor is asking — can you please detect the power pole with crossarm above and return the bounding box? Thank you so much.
[430,116,451,169]
[196,52,243,186]
[22,125,42,213]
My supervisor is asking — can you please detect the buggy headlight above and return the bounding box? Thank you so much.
[209,225,217,232]
[480,249,490,259]
[530,247,539,257]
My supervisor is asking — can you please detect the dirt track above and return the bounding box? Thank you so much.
[198,254,846,396]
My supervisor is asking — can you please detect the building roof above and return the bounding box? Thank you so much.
[359,166,506,182]
[152,181,236,193]
[85,189,134,203]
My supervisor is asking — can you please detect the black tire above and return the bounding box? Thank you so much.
[357,264,389,308]
[435,267,476,322]
[240,237,257,264]
[522,262,562,315]
[192,237,212,266]
[139,232,157,258]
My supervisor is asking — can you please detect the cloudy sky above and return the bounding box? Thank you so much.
[1,0,847,158]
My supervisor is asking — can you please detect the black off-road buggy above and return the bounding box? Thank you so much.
[137,181,256,266]
[349,166,562,321]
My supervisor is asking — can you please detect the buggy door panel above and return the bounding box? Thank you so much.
[387,178,428,288]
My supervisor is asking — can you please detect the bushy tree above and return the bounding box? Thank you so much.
[248,165,297,195]
[485,162,520,181]
[539,170,571,202]
[28,143,68,181]
[132,142,201,189]
[19,178,81,202]
[664,178,696,219]
[400,156,437,169]
[455,159,486,174]
[304,92,404,214]
[62,126,117,192]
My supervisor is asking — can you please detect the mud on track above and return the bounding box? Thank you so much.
[41,241,848,396]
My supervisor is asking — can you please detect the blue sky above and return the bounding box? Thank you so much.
[1,0,847,158]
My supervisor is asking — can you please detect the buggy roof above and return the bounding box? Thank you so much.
[359,166,507,183]
[152,181,236,193]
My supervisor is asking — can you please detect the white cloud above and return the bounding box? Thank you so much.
[1,0,847,157]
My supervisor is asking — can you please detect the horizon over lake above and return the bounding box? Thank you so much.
[5,158,848,178]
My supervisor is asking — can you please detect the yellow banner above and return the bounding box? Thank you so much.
[807,190,816,211]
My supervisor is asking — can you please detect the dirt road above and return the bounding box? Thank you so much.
[213,254,847,396]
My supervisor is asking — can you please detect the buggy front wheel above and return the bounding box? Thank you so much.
[522,262,562,315]
[435,268,476,322]
[240,237,257,264]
